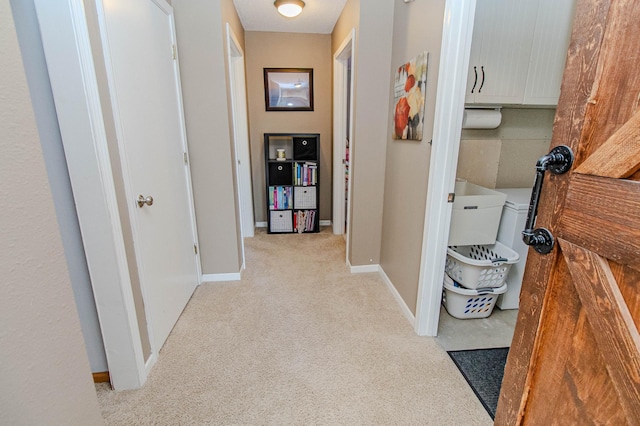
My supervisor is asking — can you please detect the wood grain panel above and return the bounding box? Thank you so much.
[575,109,640,177]
[574,0,640,166]
[522,259,580,425]
[524,258,625,425]
[609,262,640,330]
[499,1,640,423]
[495,1,612,423]
[561,311,626,425]
[560,238,640,421]
[559,175,640,268]
[564,174,640,225]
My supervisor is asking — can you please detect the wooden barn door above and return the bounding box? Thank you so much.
[496,0,640,424]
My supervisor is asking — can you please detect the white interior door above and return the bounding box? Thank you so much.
[98,0,199,352]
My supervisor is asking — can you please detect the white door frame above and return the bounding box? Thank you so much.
[35,0,146,389]
[332,29,356,262]
[226,23,255,251]
[414,0,476,336]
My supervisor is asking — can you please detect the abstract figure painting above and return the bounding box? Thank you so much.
[393,52,428,141]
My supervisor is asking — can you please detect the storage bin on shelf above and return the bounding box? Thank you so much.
[442,274,507,319]
[445,241,519,289]
[448,181,507,246]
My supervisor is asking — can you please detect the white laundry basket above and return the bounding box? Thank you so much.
[445,241,519,289]
[442,274,507,319]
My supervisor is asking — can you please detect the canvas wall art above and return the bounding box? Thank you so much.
[393,52,428,141]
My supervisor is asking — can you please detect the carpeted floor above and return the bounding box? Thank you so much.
[96,228,492,425]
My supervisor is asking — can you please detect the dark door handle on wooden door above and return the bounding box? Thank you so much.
[522,145,574,254]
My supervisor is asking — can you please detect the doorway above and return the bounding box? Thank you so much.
[227,23,255,264]
[332,29,355,262]
[34,0,201,389]
[417,0,574,340]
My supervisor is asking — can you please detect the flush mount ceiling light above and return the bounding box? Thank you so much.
[274,0,305,18]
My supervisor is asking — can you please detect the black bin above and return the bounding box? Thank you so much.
[293,137,317,160]
[268,162,293,186]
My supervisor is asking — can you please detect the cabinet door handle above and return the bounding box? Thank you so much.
[478,66,485,93]
[471,66,478,93]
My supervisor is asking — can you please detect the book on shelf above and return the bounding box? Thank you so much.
[294,162,318,186]
[268,186,292,210]
[294,209,316,233]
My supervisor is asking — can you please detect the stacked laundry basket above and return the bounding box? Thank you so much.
[442,182,520,319]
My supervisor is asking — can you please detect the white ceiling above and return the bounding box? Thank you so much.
[233,0,348,34]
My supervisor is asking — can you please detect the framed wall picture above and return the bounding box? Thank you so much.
[264,68,314,111]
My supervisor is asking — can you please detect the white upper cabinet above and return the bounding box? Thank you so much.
[466,0,538,104]
[466,0,576,106]
[524,0,577,105]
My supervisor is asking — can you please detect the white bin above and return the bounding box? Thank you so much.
[445,241,519,289]
[442,274,507,319]
[495,188,532,310]
[448,181,507,246]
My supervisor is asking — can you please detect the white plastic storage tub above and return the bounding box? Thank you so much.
[494,188,532,310]
[448,181,507,246]
[445,241,519,289]
[442,274,507,319]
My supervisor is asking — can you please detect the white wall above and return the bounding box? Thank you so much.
[379,0,446,314]
[332,0,395,266]
[10,0,107,372]
[0,1,103,422]
[458,107,555,188]
[245,31,332,223]
[173,0,244,274]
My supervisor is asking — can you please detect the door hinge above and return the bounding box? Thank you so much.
[183,152,188,165]
[193,244,198,255]
[172,44,177,60]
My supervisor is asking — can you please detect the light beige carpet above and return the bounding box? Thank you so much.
[96,228,492,425]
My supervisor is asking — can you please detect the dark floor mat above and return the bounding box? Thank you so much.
[447,347,509,420]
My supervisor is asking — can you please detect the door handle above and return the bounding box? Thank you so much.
[522,145,574,254]
[137,194,154,208]
[478,66,485,93]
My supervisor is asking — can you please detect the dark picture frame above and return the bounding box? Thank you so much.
[264,68,314,111]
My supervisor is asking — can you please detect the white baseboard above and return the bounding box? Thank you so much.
[347,262,416,328]
[319,220,332,226]
[349,262,380,273]
[379,266,417,328]
[142,352,158,378]
[201,272,241,283]
[255,221,267,228]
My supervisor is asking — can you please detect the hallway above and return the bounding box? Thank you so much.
[96,229,491,424]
